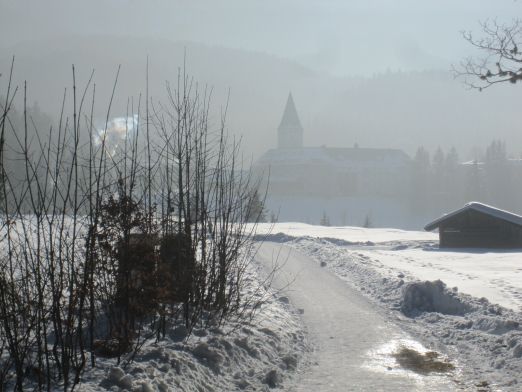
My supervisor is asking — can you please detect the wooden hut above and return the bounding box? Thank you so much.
[424,202,522,248]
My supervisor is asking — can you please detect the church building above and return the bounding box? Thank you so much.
[254,93,412,227]
[277,93,303,149]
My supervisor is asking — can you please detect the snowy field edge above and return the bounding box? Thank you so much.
[260,223,522,390]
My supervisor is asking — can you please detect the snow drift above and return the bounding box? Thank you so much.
[400,280,471,316]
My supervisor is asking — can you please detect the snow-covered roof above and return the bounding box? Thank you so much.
[460,158,522,166]
[256,147,410,168]
[424,202,522,231]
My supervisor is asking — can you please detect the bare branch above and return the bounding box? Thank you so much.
[455,19,522,90]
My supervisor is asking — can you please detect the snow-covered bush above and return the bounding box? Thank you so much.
[0,63,268,391]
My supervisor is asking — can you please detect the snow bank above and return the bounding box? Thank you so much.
[267,227,522,390]
[400,280,471,316]
[76,266,309,392]
[254,223,437,244]
[257,224,522,311]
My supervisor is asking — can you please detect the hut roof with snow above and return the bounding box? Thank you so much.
[424,202,522,248]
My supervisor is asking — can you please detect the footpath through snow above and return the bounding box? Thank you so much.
[67,222,522,391]
[255,223,522,391]
[256,242,457,391]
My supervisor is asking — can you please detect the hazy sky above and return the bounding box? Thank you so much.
[1,0,520,77]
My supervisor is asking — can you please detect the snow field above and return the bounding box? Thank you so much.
[255,223,437,244]
[260,224,522,391]
[256,223,522,311]
[0,217,310,391]
[76,264,309,391]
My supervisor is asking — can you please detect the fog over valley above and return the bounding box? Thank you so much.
[3,4,522,390]
[2,1,522,162]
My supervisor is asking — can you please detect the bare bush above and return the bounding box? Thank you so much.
[0,60,267,391]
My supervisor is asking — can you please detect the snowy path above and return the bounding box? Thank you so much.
[256,242,457,391]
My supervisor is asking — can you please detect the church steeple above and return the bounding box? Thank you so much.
[277,93,303,149]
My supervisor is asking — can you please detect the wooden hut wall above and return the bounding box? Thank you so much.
[438,209,522,248]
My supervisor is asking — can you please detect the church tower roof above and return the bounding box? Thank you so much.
[278,93,303,131]
[277,93,303,149]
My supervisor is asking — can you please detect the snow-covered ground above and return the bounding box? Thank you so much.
[76,264,309,391]
[256,223,522,311]
[256,223,436,244]
[256,223,522,391]
[0,217,309,391]
[256,242,458,391]
[6,221,522,390]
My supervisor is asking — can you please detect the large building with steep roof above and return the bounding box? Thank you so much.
[277,93,303,149]
[254,94,413,227]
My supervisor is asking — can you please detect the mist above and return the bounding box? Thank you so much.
[1,0,519,76]
[4,3,522,390]
[2,0,522,227]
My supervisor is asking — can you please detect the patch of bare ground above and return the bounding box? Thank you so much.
[392,347,455,374]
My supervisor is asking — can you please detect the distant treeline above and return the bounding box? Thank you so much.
[410,140,522,219]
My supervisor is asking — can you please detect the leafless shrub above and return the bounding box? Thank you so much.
[0,59,269,390]
[148,68,269,335]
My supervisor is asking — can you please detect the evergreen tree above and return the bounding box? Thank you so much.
[320,211,330,226]
[465,160,483,202]
[444,147,462,207]
[432,147,445,207]
[445,147,459,170]
[411,146,431,213]
[484,140,509,207]
[363,213,372,228]
[433,147,445,171]
[245,190,266,222]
